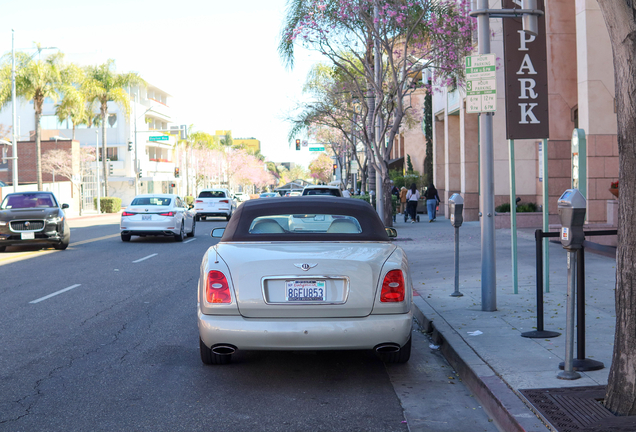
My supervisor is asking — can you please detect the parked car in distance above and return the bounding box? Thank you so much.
[259,192,278,198]
[197,196,411,365]
[285,191,302,197]
[194,189,237,221]
[120,194,195,242]
[0,191,70,251]
[301,184,343,197]
[234,193,251,203]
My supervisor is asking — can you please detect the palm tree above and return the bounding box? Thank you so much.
[55,64,99,140]
[83,59,143,196]
[0,51,65,190]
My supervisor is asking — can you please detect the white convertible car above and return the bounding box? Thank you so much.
[197,196,413,365]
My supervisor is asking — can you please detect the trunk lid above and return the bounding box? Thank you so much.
[216,242,396,318]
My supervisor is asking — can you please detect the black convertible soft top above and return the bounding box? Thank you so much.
[220,196,390,242]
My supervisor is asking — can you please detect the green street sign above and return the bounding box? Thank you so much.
[309,146,325,151]
[149,136,169,141]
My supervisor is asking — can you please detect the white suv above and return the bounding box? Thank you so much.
[194,189,237,221]
[301,185,343,197]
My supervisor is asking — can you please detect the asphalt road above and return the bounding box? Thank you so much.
[0,215,498,432]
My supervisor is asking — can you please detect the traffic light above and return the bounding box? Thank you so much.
[138,168,142,179]
[174,167,180,178]
[109,163,113,175]
[295,139,301,151]
[128,141,133,152]
[332,163,337,175]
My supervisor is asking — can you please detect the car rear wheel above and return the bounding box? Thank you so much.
[174,223,185,242]
[379,337,411,364]
[226,212,232,221]
[200,338,233,365]
[195,215,200,222]
[121,234,131,242]
[187,219,196,237]
[0,246,6,252]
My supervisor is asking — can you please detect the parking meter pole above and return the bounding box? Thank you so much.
[559,247,604,372]
[449,193,464,297]
[522,229,561,339]
[558,251,581,380]
[556,189,586,380]
[452,226,463,297]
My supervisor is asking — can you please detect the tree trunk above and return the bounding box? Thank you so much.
[101,104,109,197]
[597,0,636,416]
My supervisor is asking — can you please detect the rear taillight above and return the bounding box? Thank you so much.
[219,199,229,203]
[122,211,135,216]
[195,200,203,203]
[206,271,232,304]
[159,211,175,216]
[380,270,405,302]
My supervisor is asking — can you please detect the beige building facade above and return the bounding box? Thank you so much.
[406,0,618,225]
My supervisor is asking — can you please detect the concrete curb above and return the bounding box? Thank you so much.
[412,296,549,432]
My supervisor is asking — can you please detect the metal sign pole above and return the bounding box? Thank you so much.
[451,226,463,297]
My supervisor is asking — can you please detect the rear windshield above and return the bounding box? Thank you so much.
[131,197,172,206]
[1,193,57,209]
[199,191,226,198]
[248,214,362,235]
[303,188,341,196]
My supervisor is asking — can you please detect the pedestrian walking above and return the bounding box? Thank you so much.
[406,183,420,223]
[399,186,407,215]
[424,183,440,222]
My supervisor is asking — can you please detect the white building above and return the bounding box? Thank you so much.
[0,82,184,207]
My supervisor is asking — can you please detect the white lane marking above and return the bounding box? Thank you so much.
[133,253,158,263]
[184,238,197,244]
[30,284,82,304]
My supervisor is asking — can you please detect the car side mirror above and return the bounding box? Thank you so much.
[61,203,69,209]
[211,228,225,238]
[385,227,397,238]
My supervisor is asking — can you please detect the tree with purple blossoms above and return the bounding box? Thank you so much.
[280,0,474,224]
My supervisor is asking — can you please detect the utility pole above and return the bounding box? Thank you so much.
[469,0,543,311]
[11,30,18,192]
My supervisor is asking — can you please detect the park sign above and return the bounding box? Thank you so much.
[149,135,169,142]
[465,54,497,113]
[502,0,549,139]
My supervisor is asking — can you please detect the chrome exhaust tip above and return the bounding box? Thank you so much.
[211,345,236,356]
[374,343,400,354]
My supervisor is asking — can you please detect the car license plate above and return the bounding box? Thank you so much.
[285,280,326,302]
[142,215,151,221]
[21,232,35,240]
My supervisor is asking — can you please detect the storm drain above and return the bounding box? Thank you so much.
[520,386,636,432]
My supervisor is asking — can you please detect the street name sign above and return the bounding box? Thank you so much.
[309,146,325,152]
[149,136,169,142]
[465,54,497,114]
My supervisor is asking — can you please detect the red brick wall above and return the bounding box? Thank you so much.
[0,139,79,185]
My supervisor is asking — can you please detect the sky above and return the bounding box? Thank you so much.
[1,0,323,168]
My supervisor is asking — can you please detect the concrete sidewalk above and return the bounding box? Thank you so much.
[396,216,616,432]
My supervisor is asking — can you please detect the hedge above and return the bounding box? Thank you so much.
[94,197,122,213]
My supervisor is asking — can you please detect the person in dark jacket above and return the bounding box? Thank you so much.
[424,183,440,222]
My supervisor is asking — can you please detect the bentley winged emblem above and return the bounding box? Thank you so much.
[294,263,318,272]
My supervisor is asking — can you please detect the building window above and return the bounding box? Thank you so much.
[98,147,119,162]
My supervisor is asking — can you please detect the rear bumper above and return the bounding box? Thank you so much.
[120,229,177,236]
[195,211,230,217]
[198,309,413,350]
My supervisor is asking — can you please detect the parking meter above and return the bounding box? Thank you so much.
[557,189,586,251]
[449,194,464,228]
[557,188,586,381]
[448,193,464,297]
